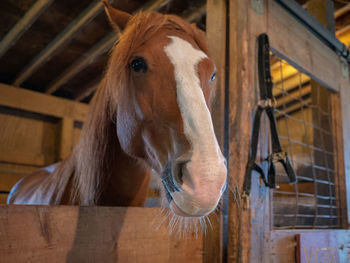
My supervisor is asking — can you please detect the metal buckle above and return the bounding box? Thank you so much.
[242,192,250,210]
[257,98,276,108]
[268,152,287,163]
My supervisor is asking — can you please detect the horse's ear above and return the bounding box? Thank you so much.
[102,0,131,31]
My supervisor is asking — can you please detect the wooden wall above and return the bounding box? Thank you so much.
[0,205,203,263]
[228,0,350,262]
[0,83,87,203]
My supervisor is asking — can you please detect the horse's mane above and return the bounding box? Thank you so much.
[52,11,209,205]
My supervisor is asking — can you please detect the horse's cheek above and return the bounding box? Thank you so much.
[116,109,143,158]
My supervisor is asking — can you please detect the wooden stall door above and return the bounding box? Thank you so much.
[227,1,350,262]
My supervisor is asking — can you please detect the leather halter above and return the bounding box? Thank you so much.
[242,34,297,208]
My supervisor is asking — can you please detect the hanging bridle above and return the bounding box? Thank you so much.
[242,34,297,208]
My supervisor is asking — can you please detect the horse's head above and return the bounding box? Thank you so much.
[103,1,227,217]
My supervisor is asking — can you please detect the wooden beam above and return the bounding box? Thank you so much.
[0,0,54,58]
[0,151,47,166]
[75,2,207,102]
[227,0,255,261]
[205,1,226,262]
[46,32,117,94]
[0,83,88,122]
[46,0,171,95]
[184,3,206,22]
[12,0,106,86]
[75,81,100,102]
[0,206,203,262]
[335,3,350,19]
[58,118,74,160]
[338,67,350,227]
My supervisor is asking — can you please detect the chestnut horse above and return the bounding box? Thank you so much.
[7,1,227,218]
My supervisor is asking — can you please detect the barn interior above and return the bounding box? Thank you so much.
[1,0,350,262]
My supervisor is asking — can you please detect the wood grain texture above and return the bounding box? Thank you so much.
[269,230,350,263]
[297,231,350,263]
[205,0,227,262]
[0,109,58,166]
[0,83,88,122]
[267,1,341,93]
[58,118,74,160]
[338,68,350,226]
[331,93,348,229]
[227,1,253,262]
[12,0,105,86]
[0,0,54,58]
[0,206,203,263]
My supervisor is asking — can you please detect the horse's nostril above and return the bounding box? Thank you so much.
[174,161,188,186]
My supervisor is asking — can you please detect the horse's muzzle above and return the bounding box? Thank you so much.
[161,158,227,217]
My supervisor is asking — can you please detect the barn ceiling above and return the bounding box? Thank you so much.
[0,0,349,104]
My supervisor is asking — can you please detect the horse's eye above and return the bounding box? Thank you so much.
[210,71,216,82]
[130,57,147,73]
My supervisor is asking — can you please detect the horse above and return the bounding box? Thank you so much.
[7,0,227,218]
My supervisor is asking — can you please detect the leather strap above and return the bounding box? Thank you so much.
[243,34,297,199]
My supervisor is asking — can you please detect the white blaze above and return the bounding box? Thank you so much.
[164,36,225,215]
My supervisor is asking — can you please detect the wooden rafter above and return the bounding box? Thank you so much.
[45,0,172,95]
[335,3,350,19]
[0,0,54,59]
[0,83,88,122]
[45,32,117,94]
[74,3,207,102]
[75,80,100,102]
[12,0,109,86]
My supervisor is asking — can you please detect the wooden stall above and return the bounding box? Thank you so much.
[1,0,350,262]
[227,0,350,262]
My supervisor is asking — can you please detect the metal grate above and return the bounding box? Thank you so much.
[270,55,339,229]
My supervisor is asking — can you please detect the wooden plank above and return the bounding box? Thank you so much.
[184,3,206,23]
[0,173,27,192]
[297,231,348,263]
[0,108,59,165]
[0,206,203,263]
[0,194,8,205]
[205,0,226,262]
[335,3,350,19]
[269,230,350,263]
[227,0,256,262]
[0,83,88,122]
[267,0,342,93]
[332,93,349,229]
[58,118,74,160]
[0,151,47,166]
[205,0,227,260]
[338,68,350,226]
[0,0,54,58]
[13,0,106,86]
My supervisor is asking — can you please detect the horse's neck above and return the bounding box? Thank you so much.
[97,141,151,206]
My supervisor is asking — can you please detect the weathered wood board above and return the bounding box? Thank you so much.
[0,206,203,263]
[269,230,350,263]
[297,231,350,263]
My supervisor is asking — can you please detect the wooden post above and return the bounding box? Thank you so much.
[205,0,227,262]
[227,1,252,262]
[58,118,74,161]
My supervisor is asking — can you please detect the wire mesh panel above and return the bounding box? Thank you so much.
[270,54,339,229]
